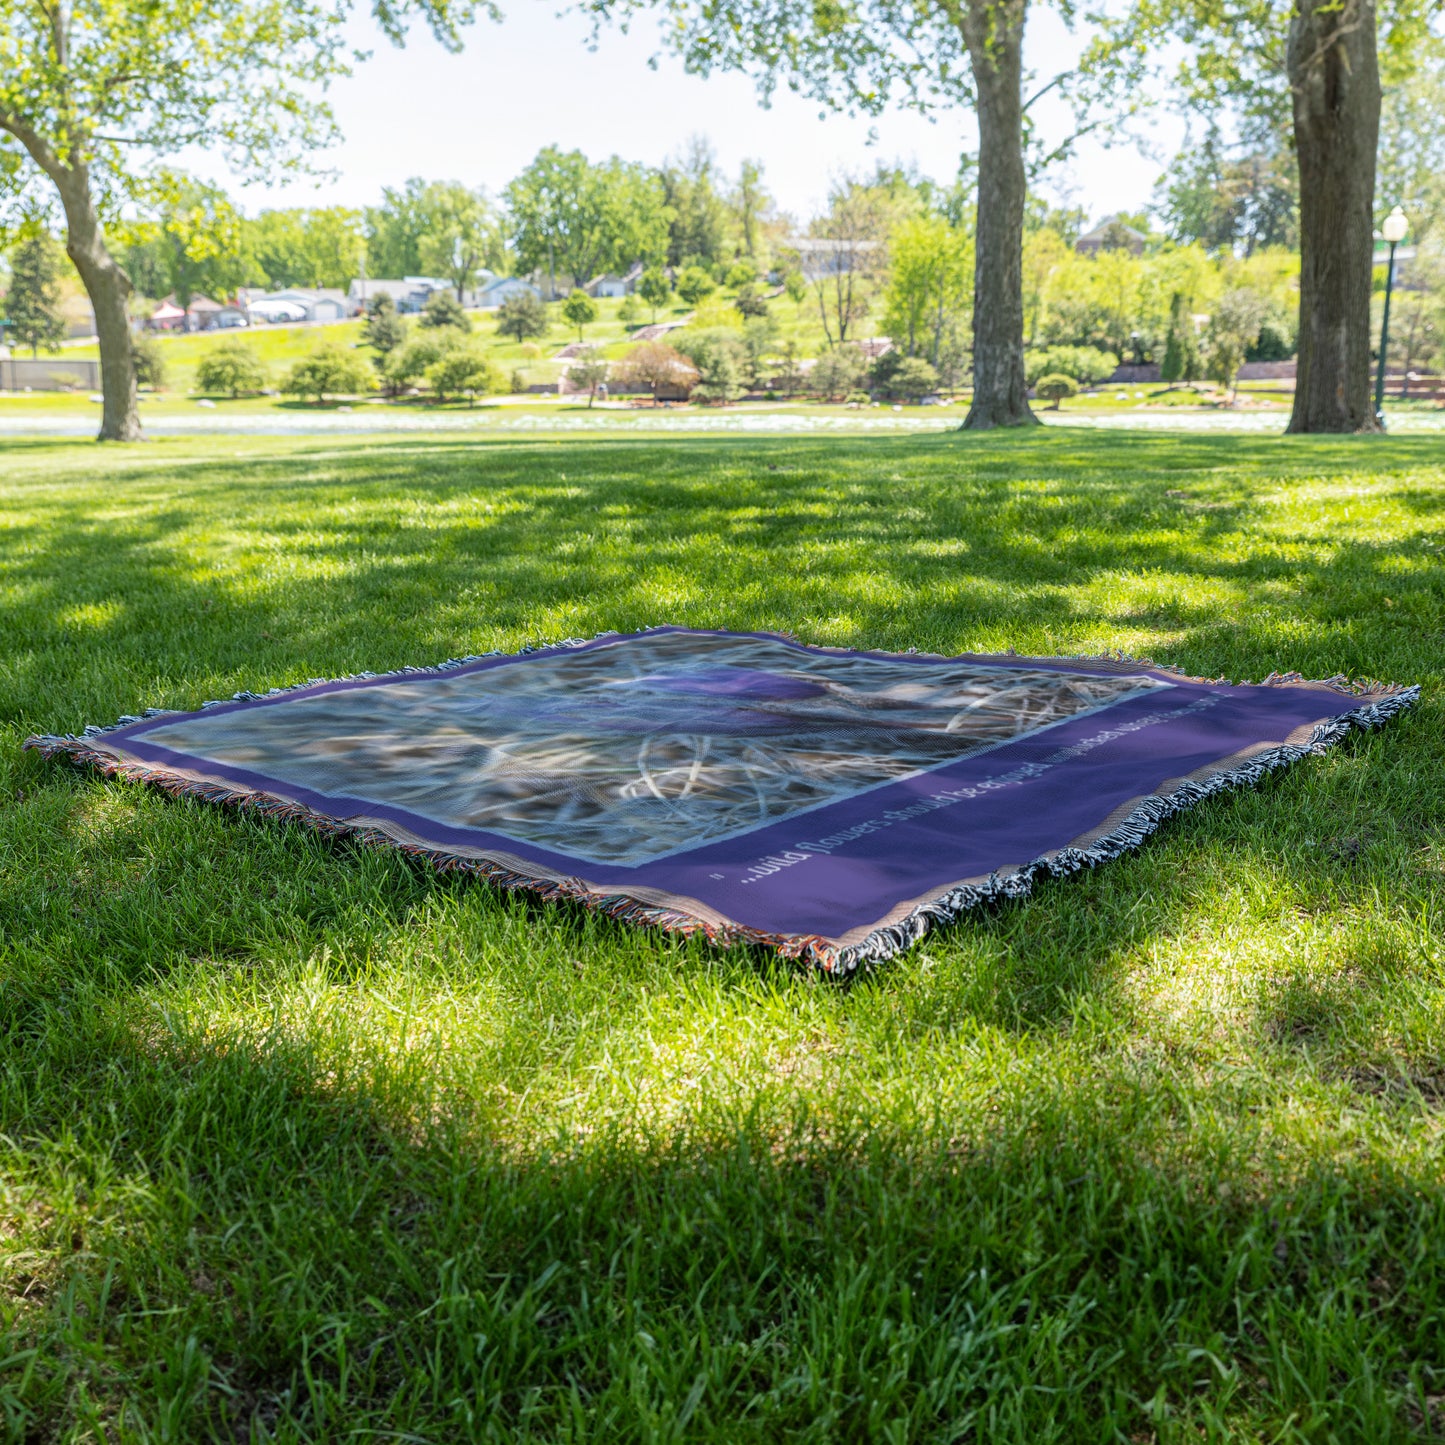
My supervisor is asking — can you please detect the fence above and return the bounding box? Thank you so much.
[0,357,101,392]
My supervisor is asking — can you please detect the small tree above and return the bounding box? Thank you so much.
[784,268,808,311]
[1025,346,1116,387]
[740,315,779,388]
[637,267,672,321]
[1160,293,1202,388]
[675,328,746,403]
[808,345,869,400]
[891,356,940,401]
[1035,373,1078,410]
[382,333,453,394]
[676,265,716,306]
[1206,288,1266,403]
[131,336,168,391]
[420,290,470,332]
[426,346,502,405]
[613,340,699,402]
[196,341,268,397]
[363,294,408,358]
[282,344,373,404]
[496,291,548,343]
[776,339,805,396]
[5,229,68,357]
[562,288,599,339]
[568,344,610,406]
[618,293,644,329]
[725,259,758,287]
[733,283,769,319]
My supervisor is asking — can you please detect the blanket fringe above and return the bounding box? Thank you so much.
[21,633,1420,975]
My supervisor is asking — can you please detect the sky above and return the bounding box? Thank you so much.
[217,0,1186,225]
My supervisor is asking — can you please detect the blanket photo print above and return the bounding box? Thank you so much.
[25,628,1418,973]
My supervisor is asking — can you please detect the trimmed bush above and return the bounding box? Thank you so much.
[195,341,267,397]
[1035,373,1079,410]
[282,345,373,403]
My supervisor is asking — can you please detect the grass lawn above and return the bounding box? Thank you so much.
[58,290,840,398]
[2,429,1443,1442]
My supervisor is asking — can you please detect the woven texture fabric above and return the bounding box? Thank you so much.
[26,628,1418,971]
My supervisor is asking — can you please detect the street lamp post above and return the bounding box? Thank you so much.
[1375,206,1409,429]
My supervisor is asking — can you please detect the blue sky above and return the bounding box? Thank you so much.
[227,0,1184,224]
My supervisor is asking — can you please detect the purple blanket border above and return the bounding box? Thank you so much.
[23,627,1420,973]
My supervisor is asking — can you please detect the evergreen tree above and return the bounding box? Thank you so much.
[362,294,408,358]
[1160,293,1201,387]
[5,230,68,357]
[495,292,548,343]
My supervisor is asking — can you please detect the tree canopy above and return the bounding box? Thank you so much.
[505,147,670,292]
[0,0,489,439]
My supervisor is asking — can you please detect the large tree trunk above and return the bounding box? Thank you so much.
[51,162,142,441]
[960,0,1038,431]
[1286,0,1381,434]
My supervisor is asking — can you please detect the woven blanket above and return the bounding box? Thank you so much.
[26,628,1417,972]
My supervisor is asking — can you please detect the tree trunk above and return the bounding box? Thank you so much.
[1286,0,1381,434]
[960,0,1038,431]
[53,163,142,441]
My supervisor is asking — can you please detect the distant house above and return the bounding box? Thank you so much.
[148,299,188,332]
[347,277,449,314]
[149,295,229,332]
[586,262,644,299]
[785,237,881,283]
[1075,216,1147,257]
[243,287,349,322]
[475,277,543,310]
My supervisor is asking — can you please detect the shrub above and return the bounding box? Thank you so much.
[1035,373,1079,409]
[675,266,717,306]
[196,341,267,397]
[725,259,758,287]
[282,345,373,403]
[618,293,644,329]
[426,346,503,404]
[891,356,940,401]
[382,334,453,393]
[1247,317,1294,362]
[672,328,746,402]
[131,335,167,390]
[510,368,528,394]
[420,291,470,332]
[732,283,769,319]
[808,345,870,400]
[1025,346,1114,387]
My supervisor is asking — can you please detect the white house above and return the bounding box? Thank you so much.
[785,237,881,283]
[244,287,349,322]
[346,277,449,314]
[586,262,644,299]
[475,277,543,310]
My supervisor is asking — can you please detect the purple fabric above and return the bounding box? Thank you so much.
[43,628,1404,962]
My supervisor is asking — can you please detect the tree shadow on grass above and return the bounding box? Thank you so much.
[2,968,1444,1442]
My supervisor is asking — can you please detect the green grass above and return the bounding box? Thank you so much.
[1,430,1443,1442]
[57,290,837,399]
